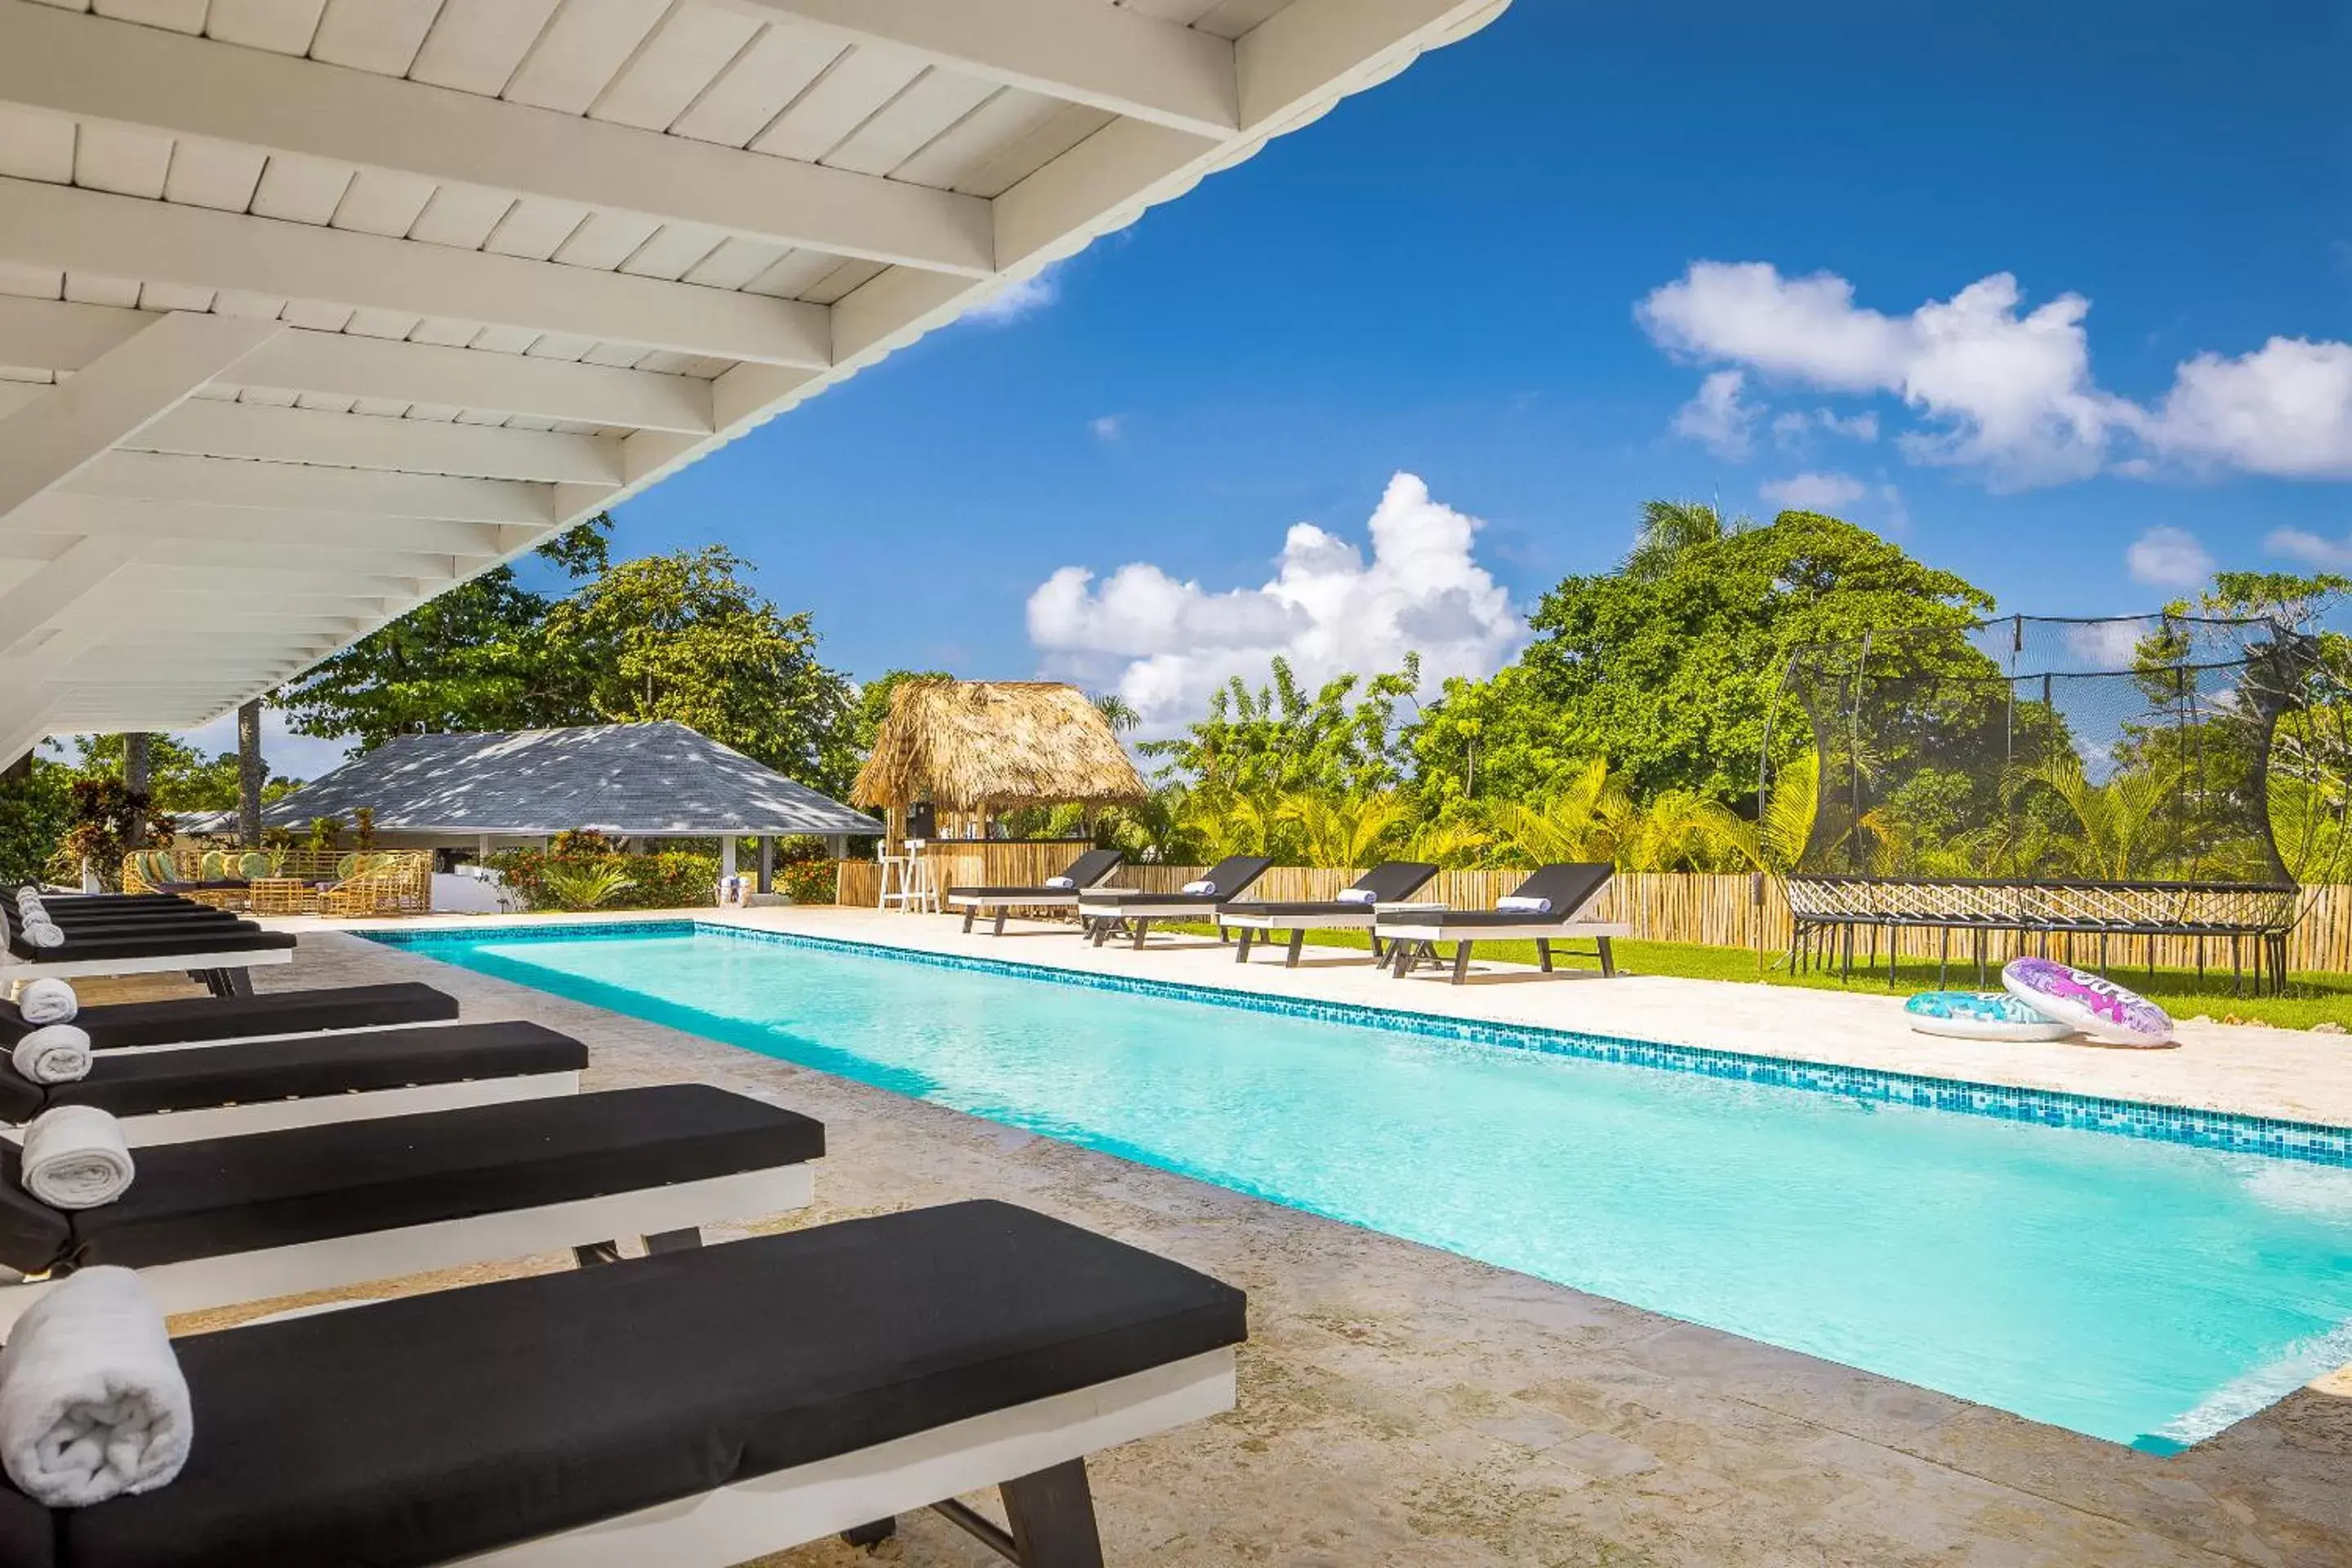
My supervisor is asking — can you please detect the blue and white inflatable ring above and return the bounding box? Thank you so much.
[1905,990,2074,1042]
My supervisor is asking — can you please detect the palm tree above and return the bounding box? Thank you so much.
[2003,755,2185,881]
[1485,758,1637,865]
[1091,692,1142,737]
[1622,499,1744,581]
[1280,789,1410,869]
[1404,814,1491,869]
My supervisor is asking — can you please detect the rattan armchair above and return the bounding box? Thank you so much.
[317,852,431,917]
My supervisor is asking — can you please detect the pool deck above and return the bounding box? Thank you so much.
[212,910,2352,1567]
[369,902,2352,1129]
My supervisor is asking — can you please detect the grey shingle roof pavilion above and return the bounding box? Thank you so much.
[260,722,882,840]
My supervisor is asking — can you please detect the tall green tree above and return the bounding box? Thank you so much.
[275,517,613,751]
[538,545,853,788]
[274,519,856,793]
[1622,498,1744,581]
[1410,509,1996,809]
[65,733,297,814]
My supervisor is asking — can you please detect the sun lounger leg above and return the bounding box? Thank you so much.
[1130,918,1151,951]
[1234,927,1253,962]
[1597,936,1615,977]
[840,1517,897,1548]
[196,967,252,998]
[1286,929,1305,968]
[1003,1458,1106,1568]
[1536,937,1552,973]
[993,907,1009,937]
[1450,942,1472,985]
[962,906,978,933]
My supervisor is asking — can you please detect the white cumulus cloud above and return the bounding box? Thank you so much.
[966,265,1061,324]
[1670,369,1757,459]
[1089,414,1124,442]
[1759,470,1868,510]
[2265,526,2352,570]
[2126,525,2216,588]
[1638,261,2352,489]
[1026,472,1524,728]
[2135,337,2352,479]
[1771,408,1879,448]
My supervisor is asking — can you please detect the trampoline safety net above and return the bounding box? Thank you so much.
[1768,613,2350,987]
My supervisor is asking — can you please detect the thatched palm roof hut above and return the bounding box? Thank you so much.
[852,681,1146,837]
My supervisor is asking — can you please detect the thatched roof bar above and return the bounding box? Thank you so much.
[851,679,1147,813]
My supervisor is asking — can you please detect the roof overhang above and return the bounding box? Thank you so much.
[0,0,1507,763]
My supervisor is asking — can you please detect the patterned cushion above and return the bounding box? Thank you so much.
[200,849,228,880]
[238,852,271,880]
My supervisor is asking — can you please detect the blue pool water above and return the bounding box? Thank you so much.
[385,924,2352,1450]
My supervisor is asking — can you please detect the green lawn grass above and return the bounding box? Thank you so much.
[1157,922,2352,1031]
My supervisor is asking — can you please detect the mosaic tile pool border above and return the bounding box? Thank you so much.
[368,919,2352,1168]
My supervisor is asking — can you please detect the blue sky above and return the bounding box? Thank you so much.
[212,0,2352,770]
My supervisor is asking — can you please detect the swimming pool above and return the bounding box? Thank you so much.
[378,920,2352,1451]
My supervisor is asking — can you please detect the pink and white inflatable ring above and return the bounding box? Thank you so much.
[2001,956,2174,1047]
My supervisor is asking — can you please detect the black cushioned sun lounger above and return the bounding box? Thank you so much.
[0,981,460,1051]
[0,1020,586,1145]
[946,847,1125,935]
[1375,862,1629,984]
[0,1200,1243,1568]
[1077,854,1276,949]
[1216,860,1441,967]
[0,916,296,994]
[0,1085,825,1329]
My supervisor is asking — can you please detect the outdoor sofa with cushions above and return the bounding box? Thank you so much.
[0,1084,824,1330]
[1215,861,1442,967]
[0,1200,1243,1568]
[0,1019,586,1147]
[0,981,459,1053]
[1076,855,1276,949]
[1375,862,1631,984]
[946,847,1125,935]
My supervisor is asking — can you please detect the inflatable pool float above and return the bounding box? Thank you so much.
[1904,990,2074,1042]
[2002,956,2174,1046]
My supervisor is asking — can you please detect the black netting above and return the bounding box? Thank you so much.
[1775,613,2314,888]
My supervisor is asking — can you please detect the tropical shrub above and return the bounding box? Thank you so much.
[50,778,172,891]
[537,861,636,911]
[487,848,719,911]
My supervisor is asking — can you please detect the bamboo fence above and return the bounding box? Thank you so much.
[831,849,2352,975]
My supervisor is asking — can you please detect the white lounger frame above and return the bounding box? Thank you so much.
[451,1346,1236,1568]
[1,946,292,989]
[9,1068,584,1148]
[1375,919,1633,982]
[0,1161,816,1332]
[947,889,1086,936]
[96,1015,474,1056]
[1217,902,1446,966]
[1076,897,1236,949]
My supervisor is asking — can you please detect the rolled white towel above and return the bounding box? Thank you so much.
[1495,894,1554,915]
[1334,888,1378,905]
[11,1025,90,1086]
[18,921,65,951]
[17,978,77,1026]
[19,1106,133,1210]
[0,1266,192,1506]
[1043,875,1076,890]
[1180,879,1216,896]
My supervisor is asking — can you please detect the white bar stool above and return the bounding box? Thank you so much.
[900,840,940,914]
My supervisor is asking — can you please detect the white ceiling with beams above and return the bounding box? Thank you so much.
[0,0,1506,762]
